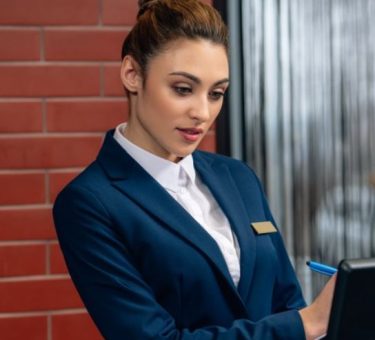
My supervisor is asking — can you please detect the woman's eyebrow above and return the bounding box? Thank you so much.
[168,71,229,86]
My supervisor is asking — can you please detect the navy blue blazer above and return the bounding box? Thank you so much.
[53,130,306,339]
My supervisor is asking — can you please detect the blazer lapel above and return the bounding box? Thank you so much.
[193,152,257,301]
[96,131,245,303]
[113,176,237,287]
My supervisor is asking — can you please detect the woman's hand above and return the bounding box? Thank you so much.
[298,274,337,340]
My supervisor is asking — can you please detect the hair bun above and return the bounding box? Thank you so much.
[138,0,154,7]
[137,0,158,17]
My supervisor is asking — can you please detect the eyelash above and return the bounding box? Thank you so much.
[173,86,192,96]
[209,91,225,100]
[173,86,225,101]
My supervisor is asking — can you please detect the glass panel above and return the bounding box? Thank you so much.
[241,0,375,300]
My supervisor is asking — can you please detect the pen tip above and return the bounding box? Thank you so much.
[306,261,310,265]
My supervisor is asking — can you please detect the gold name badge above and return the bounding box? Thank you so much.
[251,221,277,234]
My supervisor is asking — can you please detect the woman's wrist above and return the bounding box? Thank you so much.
[299,304,326,340]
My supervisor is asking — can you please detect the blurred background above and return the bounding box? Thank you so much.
[218,0,375,302]
[0,0,374,339]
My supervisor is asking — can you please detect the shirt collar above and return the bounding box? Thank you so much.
[114,122,196,192]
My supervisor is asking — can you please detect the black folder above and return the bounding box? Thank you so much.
[325,258,375,340]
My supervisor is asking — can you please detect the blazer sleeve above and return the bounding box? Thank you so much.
[253,169,307,314]
[53,184,306,340]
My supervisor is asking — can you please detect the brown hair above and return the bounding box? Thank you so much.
[121,0,228,76]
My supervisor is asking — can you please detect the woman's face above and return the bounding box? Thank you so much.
[123,38,229,162]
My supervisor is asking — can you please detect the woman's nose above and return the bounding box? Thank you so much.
[189,97,210,122]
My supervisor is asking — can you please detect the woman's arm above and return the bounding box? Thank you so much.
[252,165,335,340]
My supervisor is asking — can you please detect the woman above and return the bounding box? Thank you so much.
[53,0,335,339]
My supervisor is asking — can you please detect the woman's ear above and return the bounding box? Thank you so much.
[120,55,142,94]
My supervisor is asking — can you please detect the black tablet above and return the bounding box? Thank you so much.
[325,258,375,340]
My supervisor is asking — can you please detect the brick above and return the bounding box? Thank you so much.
[0,244,46,277]
[0,0,99,25]
[49,171,80,203]
[0,173,45,205]
[198,131,216,152]
[0,29,40,61]
[46,100,127,132]
[0,136,103,169]
[0,208,55,241]
[45,29,127,62]
[0,101,43,132]
[0,277,83,312]
[52,313,102,340]
[0,316,47,340]
[0,65,100,97]
[50,243,68,274]
[102,0,138,25]
[103,64,124,97]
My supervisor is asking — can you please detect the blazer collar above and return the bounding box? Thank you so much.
[97,130,256,305]
[113,123,197,192]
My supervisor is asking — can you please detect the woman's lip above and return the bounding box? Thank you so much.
[177,127,203,134]
[177,128,203,142]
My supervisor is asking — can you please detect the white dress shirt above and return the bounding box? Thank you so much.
[114,123,241,286]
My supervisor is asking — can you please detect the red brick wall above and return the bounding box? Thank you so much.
[0,0,214,339]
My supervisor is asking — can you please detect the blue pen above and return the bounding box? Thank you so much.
[306,260,337,276]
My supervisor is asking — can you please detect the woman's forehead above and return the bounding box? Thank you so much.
[147,38,229,80]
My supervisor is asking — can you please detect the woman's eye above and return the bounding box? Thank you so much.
[209,91,225,100]
[173,86,192,96]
